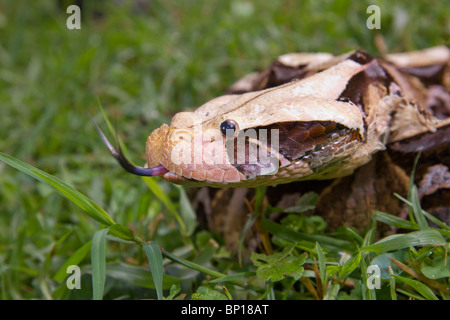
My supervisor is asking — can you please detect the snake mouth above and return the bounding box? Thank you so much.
[92,117,169,177]
[228,120,361,179]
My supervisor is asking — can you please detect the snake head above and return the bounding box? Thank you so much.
[142,55,377,187]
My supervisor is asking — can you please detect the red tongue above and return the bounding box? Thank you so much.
[137,164,169,176]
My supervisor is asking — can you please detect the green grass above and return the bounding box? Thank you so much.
[0,0,448,300]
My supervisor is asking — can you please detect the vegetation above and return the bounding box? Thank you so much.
[0,0,448,300]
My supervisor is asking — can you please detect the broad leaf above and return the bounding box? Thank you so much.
[251,245,307,282]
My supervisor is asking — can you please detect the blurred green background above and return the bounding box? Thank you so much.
[0,0,448,299]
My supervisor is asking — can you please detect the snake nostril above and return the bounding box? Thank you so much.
[170,130,192,143]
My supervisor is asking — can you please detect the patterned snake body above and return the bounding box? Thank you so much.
[98,46,450,188]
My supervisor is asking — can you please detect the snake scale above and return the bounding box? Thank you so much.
[96,46,450,188]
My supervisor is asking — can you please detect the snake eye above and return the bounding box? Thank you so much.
[220,120,238,138]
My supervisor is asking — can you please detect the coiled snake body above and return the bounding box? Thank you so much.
[97,46,450,188]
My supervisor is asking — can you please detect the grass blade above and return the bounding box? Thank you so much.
[142,242,164,300]
[209,271,256,284]
[108,224,135,242]
[392,274,438,300]
[53,241,92,283]
[410,185,429,230]
[361,221,376,249]
[388,266,397,300]
[407,152,421,199]
[315,242,327,285]
[0,152,115,227]
[238,212,259,266]
[91,228,109,300]
[361,230,446,253]
[395,193,450,231]
[373,210,419,230]
[176,185,197,236]
[406,153,421,221]
[338,252,361,280]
